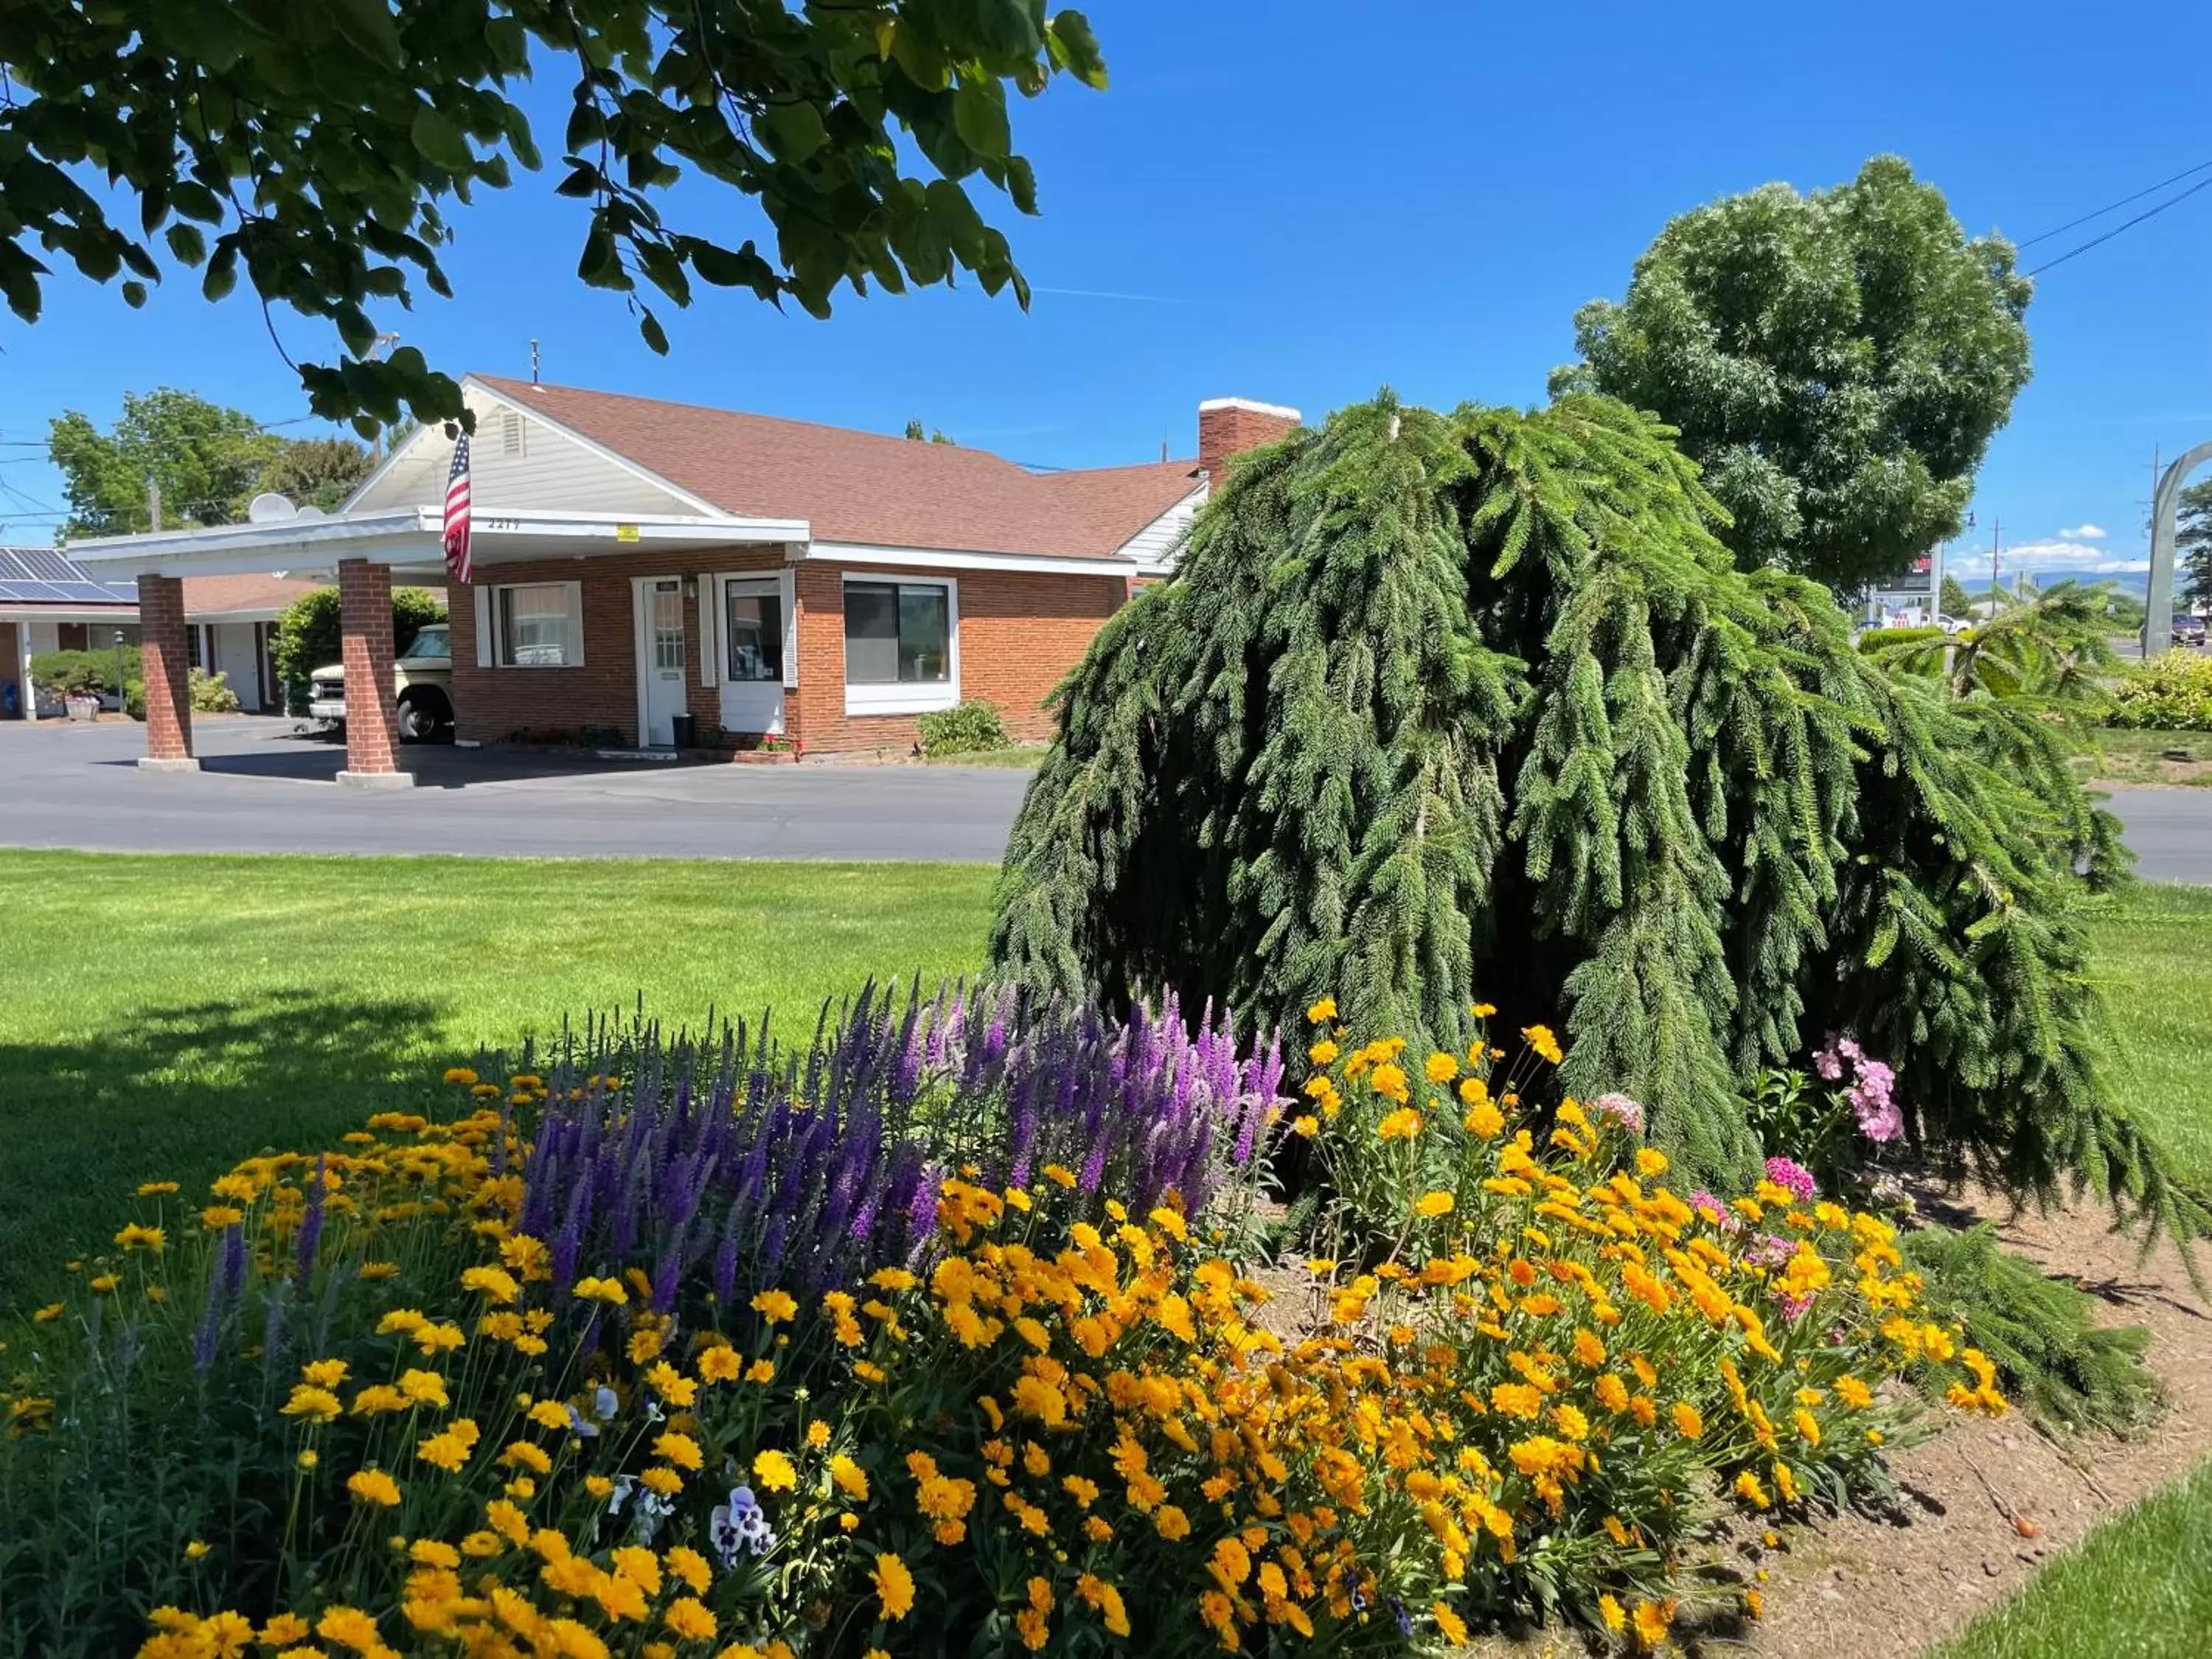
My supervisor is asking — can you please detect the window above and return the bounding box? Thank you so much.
[495,583,581,667]
[402,625,451,663]
[844,580,950,684]
[724,580,783,682]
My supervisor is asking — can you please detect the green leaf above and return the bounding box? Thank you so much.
[1046,11,1109,88]
[484,16,529,73]
[330,0,407,68]
[411,105,474,174]
[164,223,206,267]
[202,243,238,302]
[639,310,669,354]
[952,80,1011,159]
[758,102,827,164]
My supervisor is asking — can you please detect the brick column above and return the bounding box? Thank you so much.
[337,558,411,787]
[136,573,198,771]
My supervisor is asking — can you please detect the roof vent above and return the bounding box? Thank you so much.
[501,410,525,456]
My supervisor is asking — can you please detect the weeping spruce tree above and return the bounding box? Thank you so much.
[990,392,2197,1231]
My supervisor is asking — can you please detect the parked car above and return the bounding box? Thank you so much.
[307,623,454,741]
[2173,614,2208,648]
[1936,613,1972,636]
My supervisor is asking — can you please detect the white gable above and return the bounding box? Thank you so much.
[1119,482,1207,576]
[345,383,711,518]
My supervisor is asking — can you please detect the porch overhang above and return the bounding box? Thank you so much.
[66,507,813,582]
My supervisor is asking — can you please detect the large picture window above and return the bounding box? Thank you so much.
[844,580,950,684]
[495,582,582,667]
[724,581,784,683]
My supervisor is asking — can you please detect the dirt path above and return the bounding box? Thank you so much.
[1736,1192,2212,1658]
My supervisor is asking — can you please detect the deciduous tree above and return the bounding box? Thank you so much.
[1557,157,2032,594]
[48,389,281,537]
[0,1,1105,432]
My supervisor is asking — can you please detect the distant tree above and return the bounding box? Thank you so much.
[0,1,1106,434]
[1557,157,2032,594]
[904,419,927,441]
[49,389,279,538]
[1941,572,1973,616]
[2180,478,2212,608]
[258,437,377,513]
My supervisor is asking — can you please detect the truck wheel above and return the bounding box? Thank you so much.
[397,690,452,743]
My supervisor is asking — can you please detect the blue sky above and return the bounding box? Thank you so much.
[2,0,2208,585]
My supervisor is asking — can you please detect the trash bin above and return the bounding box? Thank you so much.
[669,714,698,750]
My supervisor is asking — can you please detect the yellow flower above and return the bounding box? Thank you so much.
[807,1419,832,1449]
[1672,1402,1704,1439]
[442,1068,479,1086]
[1632,1599,1674,1651]
[1370,1062,1411,1104]
[1377,1107,1424,1141]
[184,1540,211,1559]
[1598,1594,1627,1634]
[316,1606,384,1652]
[872,1552,916,1621]
[1155,1503,1192,1540]
[697,1345,742,1384]
[824,1452,869,1500]
[1290,1114,1319,1138]
[347,1470,403,1508]
[753,1449,798,1492]
[1413,1190,1455,1219]
[136,1181,181,1197]
[751,1288,799,1324]
[114,1222,166,1253]
[1635,1147,1669,1178]
[300,1359,349,1389]
[1433,1601,1469,1646]
[665,1545,712,1596]
[1308,1038,1340,1066]
[461,1265,519,1305]
[1521,1024,1563,1065]
[664,1598,717,1641]
[1306,997,1338,1023]
[31,1304,63,1324]
[747,1358,776,1385]
[572,1276,627,1306]
[1425,1051,1458,1083]
[280,1385,343,1425]
[654,1432,704,1472]
[640,1465,684,1497]
[200,1206,245,1229]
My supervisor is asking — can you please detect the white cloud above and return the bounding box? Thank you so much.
[1983,538,2146,575]
[2057,523,2107,540]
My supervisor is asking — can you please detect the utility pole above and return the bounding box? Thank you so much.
[1989,516,2001,602]
[146,479,162,533]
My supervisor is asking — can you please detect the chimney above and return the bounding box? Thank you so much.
[1197,397,1299,496]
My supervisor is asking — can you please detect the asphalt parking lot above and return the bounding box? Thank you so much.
[0,717,1033,861]
[4,716,2210,880]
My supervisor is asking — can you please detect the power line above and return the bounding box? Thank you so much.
[2017,159,2212,248]
[2025,174,2212,277]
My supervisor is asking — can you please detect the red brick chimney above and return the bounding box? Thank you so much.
[1197,397,1299,496]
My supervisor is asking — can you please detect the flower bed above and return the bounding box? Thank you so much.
[1,993,2000,1659]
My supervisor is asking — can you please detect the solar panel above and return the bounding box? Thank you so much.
[11,548,80,582]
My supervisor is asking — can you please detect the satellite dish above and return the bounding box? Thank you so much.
[292,505,328,522]
[246,493,298,524]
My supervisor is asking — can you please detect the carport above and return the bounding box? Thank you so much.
[67,507,799,785]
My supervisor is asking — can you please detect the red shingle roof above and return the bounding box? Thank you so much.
[473,375,1201,560]
[181,574,328,619]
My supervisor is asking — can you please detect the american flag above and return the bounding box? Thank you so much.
[442,432,473,584]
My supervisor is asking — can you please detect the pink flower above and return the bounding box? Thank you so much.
[1593,1093,1644,1133]
[1763,1156,1816,1203]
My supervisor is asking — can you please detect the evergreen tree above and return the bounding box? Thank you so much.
[990,392,2195,1236]
[2180,478,2212,608]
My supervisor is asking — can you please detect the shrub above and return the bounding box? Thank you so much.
[1,993,2000,1659]
[917,700,1010,757]
[271,585,446,714]
[189,667,242,713]
[990,394,2174,1239]
[29,645,141,697]
[1902,1222,2160,1436]
[2107,650,2212,731]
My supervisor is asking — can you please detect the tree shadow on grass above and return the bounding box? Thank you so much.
[0,987,445,1310]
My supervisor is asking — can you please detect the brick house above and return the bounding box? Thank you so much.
[66,376,1296,781]
[1,546,319,718]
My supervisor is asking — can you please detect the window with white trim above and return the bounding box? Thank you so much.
[494,582,582,667]
[844,580,950,684]
[723,578,784,683]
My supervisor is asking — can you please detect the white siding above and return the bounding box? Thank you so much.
[347,386,703,518]
[1119,485,1207,575]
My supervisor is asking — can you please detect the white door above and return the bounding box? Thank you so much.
[633,577,689,745]
[212,624,262,711]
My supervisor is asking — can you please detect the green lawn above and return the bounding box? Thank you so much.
[2079,882,2212,1186]
[1924,882,2212,1656]
[1931,1459,2212,1658]
[0,850,995,1308]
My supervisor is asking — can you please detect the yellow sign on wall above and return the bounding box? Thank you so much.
[616,524,641,543]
